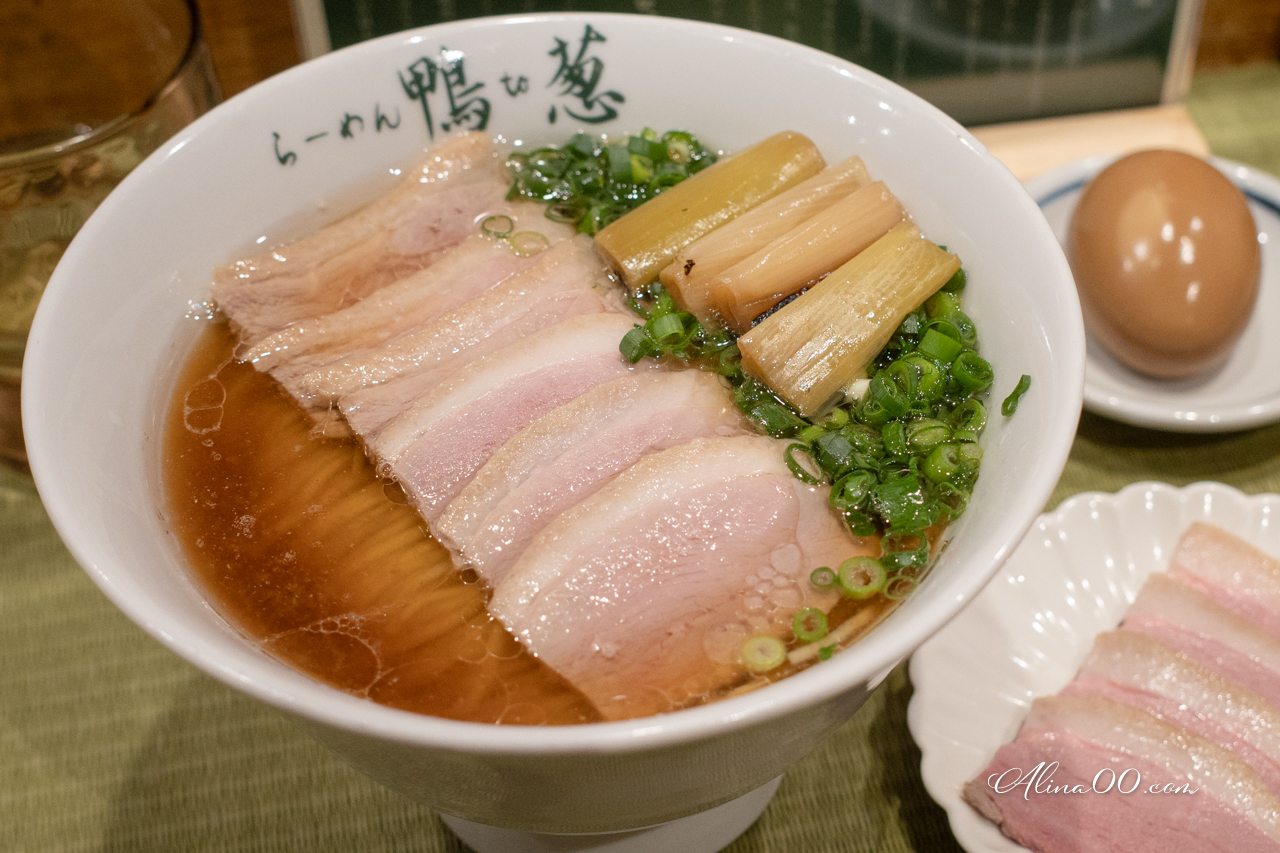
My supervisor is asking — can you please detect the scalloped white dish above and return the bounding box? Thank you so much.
[907,481,1280,853]
[1026,155,1280,433]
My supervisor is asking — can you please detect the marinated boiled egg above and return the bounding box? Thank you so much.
[1068,150,1260,378]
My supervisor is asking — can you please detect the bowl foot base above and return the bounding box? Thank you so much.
[439,775,783,853]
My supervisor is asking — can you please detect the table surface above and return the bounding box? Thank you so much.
[4,62,1280,853]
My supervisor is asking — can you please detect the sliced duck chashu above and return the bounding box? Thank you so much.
[299,237,619,404]
[272,235,617,426]
[375,313,651,522]
[1061,630,1280,795]
[241,208,576,380]
[964,694,1280,853]
[214,132,506,344]
[434,370,750,586]
[1168,523,1280,640]
[488,434,875,721]
[1123,573,1280,710]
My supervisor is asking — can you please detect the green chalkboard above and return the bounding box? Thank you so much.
[302,0,1200,126]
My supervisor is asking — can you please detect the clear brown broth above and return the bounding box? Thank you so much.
[163,320,897,724]
[163,320,602,725]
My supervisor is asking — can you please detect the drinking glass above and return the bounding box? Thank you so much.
[0,0,221,470]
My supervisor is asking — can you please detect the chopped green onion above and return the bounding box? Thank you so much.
[742,635,787,672]
[906,418,951,450]
[509,231,549,257]
[648,312,688,345]
[903,355,945,400]
[630,153,654,183]
[818,645,836,661]
[842,508,877,537]
[797,424,827,444]
[480,214,514,237]
[951,311,979,349]
[941,266,967,292]
[935,481,970,518]
[871,468,940,531]
[925,291,962,319]
[792,607,829,643]
[951,351,993,393]
[924,443,962,484]
[810,566,837,590]
[813,431,857,474]
[958,441,983,466]
[949,399,987,442]
[837,556,886,599]
[918,328,963,364]
[606,145,632,182]
[884,576,918,600]
[881,531,929,572]
[784,443,824,485]
[1002,374,1031,416]
[545,202,583,223]
[830,470,876,513]
[924,317,963,343]
[619,326,651,363]
[823,407,850,430]
[868,373,909,418]
[750,400,806,437]
[881,422,908,458]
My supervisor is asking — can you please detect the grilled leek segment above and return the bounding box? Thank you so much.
[737,221,960,416]
[593,131,824,291]
[659,156,870,324]
[713,181,907,333]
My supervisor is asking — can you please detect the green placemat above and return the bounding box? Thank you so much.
[3,61,1279,853]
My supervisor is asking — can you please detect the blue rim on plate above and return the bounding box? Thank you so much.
[1026,154,1280,433]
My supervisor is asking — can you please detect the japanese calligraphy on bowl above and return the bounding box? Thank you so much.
[271,23,624,167]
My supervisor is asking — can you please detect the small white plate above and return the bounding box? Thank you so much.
[907,481,1280,853]
[1026,155,1280,432]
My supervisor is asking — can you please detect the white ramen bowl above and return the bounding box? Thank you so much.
[23,13,1084,850]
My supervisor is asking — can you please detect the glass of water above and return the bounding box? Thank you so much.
[0,0,221,470]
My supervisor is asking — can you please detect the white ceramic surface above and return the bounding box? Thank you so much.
[23,12,1084,840]
[908,481,1280,853]
[1027,154,1280,433]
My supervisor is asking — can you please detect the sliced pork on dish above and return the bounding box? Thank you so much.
[489,435,871,721]
[965,694,1280,853]
[213,132,507,343]
[1123,573,1280,711]
[1168,522,1280,641]
[968,525,1280,852]
[1061,630,1280,796]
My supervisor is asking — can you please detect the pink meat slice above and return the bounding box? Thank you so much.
[1060,630,1280,795]
[434,370,750,586]
[306,238,620,438]
[375,313,648,522]
[488,435,872,721]
[1168,523,1280,640]
[1123,573,1280,710]
[964,695,1280,852]
[213,132,506,344]
[242,207,575,375]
